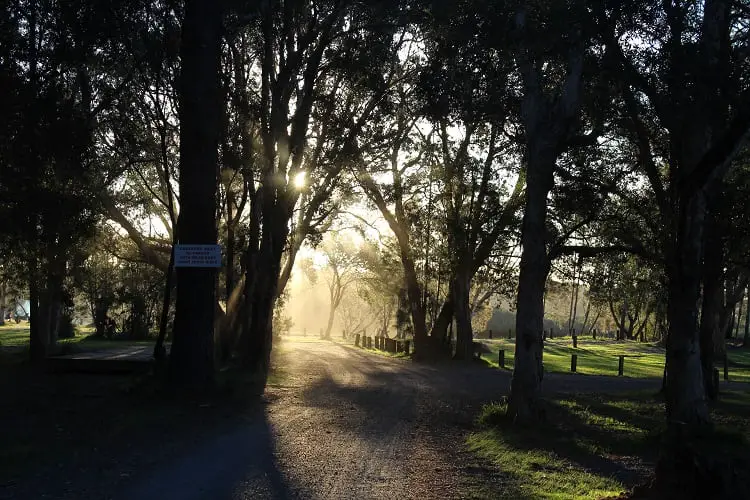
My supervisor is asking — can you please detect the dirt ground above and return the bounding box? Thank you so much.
[1,336,670,500]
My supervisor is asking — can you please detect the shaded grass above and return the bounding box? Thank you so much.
[0,335,291,485]
[468,391,750,500]
[482,337,750,382]
[0,323,153,357]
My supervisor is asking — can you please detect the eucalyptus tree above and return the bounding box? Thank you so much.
[319,235,363,339]
[0,0,150,361]
[231,0,417,381]
[417,0,525,360]
[167,0,224,387]
[503,0,603,422]
[598,0,750,427]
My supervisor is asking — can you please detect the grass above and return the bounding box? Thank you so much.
[481,336,750,382]
[0,322,153,353]
[468,391,750,499]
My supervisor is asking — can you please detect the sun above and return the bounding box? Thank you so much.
[293,171,306,189]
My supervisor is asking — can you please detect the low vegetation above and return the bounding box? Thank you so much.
[468,391,750,500]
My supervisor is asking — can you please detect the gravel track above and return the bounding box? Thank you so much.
[5,336,670,500]
[122,337,663,500]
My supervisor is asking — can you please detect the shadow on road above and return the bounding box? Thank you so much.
[119,407,297,500]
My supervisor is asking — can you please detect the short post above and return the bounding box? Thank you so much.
[368,337,373,349]
[618,355,624,376]
[404,340,411,355]
[499,349,505,368]
[572,331,578,348]
[355,333,361,347]
[508,328,512,340]
[489,329,493,339]
[592,328,597,340]
[571,354,578,373]
[724,352,729,381]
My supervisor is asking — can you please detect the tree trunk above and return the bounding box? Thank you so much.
[168,0,223,390]
[744,287,750,348]
[0,283,6,327]
[735,291,744,339]
[28,257,46,363]
[226,219,235,302]
[452,269,473,361]
[249,231,285,374]
[324,291,336,340]
[508,154,553,422]
[429,298,454,344]
[619,298,628,340]
[401,252,430,358]
[665,192,710,428]
[155,245,175,361]
[699,208,722,400]
[240,200,288,385]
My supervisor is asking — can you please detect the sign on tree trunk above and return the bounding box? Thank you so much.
[174,244,222,268]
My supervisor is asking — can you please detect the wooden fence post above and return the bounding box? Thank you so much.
[355,333,360,347]
[508,328,512,340]
[499,349,505,368]
[571,354,577,373]
[618,355,624,376]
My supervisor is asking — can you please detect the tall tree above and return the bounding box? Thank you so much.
[507,2,591,422]
[600,0,750,428]
[168,0,223,388]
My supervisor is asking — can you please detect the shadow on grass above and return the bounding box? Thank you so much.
[468,393,670,499]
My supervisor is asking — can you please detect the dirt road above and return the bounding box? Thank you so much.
[2,336,665,500]
[118,337,660,500]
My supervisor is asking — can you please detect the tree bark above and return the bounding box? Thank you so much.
[168,0,223,390]
[324,285,337,340]
[699,207,722,400]
[744,287,750,347]
[402,251,430,357]
[508,153,553,422]
[429,298,454,343]
[735,291,744,338]
[665,192,710,427]
[28,257,46,363]
[452,268,473,360]
[244,214,287,381]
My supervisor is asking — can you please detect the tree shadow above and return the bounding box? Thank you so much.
[118,405,298,500]
[481,396,659,491]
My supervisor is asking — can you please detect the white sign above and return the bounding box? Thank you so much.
[174,244,222,268]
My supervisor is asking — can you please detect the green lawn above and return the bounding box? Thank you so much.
[467,391,750,500]
[0,322,152,354]
[480,337,750,382]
